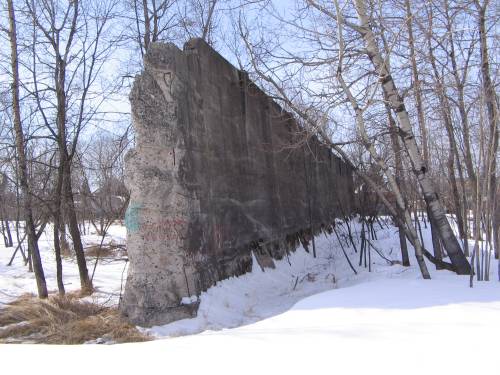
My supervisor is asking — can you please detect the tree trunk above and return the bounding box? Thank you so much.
[59,172,70,254]
[142,0,151,51]
[427,206,443,269]
[444,0,477,198]
[386,103,410,266]
[62,159,92,294]
[8,0,47,298]
[337,71,430,277]
[353,0,470,274]
[406,0,450,261]
[404,0,430,166]
[1,218,13,247]
[53,165,65,295]
[54,28,93,294]
[476,0,499,260]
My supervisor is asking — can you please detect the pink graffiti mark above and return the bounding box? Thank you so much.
[141,218,188,242]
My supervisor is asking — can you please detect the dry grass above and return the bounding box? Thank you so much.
[84,244,126,259]
[0,294,150,344]
[84,245,115,258]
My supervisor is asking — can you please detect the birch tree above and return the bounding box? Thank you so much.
[343,0,471,274]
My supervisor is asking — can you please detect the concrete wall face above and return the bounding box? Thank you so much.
[121,39,354,326]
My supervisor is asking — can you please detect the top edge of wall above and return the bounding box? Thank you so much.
[142,38,344,164]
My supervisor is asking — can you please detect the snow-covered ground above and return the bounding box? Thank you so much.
[1,218,499,374]
[0,223,127,307]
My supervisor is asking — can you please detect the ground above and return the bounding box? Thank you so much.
[0,217,498,374]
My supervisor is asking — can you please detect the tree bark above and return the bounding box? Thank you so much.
[142,0,151,51]
[475,0,499,259]
[404,0,430,166]
[336,61,430,278]
[353,0,470,274]
[8,0,48,298]
[406,0,446,261]
[53,164,65,295]
[62,158,92,294]
[52,0,92,295]
[444,0,477,197]
[386,103,410,266]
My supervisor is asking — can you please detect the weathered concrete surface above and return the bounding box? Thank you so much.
[121,39,354,326]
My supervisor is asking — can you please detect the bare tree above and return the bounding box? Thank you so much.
[233,0,477,275]
[348,0,470,274]
[7,0,47,298]
[24,0,123,294]
[333,0,430,277]
[474,0,498,267]
[180,0,220,44]
[129,0,181,56]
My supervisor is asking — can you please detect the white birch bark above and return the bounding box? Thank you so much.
[352,0,471,274]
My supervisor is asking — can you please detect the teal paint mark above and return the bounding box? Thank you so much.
[125,202,141,233]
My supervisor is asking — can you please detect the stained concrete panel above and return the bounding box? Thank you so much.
[121,39,354,326]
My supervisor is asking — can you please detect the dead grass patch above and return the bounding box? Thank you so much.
[0,294,150,344]
[84,244,126,259]
[85,245,114,258]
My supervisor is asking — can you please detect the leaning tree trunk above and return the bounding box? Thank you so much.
[386,103,410,266]
[336,70,430,278]
[406,0,446,261]
[8,0,48,298]
[425,9,469,257]
[353,0,470,274]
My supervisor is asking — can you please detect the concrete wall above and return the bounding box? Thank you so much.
[121,39,354,326]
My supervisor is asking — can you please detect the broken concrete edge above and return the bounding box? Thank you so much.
[121,38,354,327]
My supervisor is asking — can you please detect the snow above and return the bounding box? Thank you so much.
[1,217,499,374]
[180,295,199,305]
[0,223,127,307]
